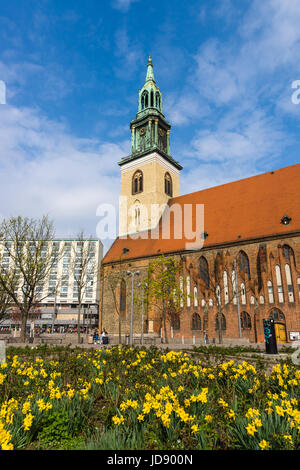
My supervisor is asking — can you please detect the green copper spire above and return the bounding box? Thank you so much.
[145,55,155,83]
[118,56,183,171]
[138,56,162,113]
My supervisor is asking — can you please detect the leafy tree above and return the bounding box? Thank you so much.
[144,255,184,344]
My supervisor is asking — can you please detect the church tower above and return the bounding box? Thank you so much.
[118,56,182,236]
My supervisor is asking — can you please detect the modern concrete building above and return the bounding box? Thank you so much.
[0,237,103,332]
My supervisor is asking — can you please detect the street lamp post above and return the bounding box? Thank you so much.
[127,270,140,346]
[138,281,147,346]
[52,294,57,334]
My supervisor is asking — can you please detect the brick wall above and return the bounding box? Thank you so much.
[100,234,300,343]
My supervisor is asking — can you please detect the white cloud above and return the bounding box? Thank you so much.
[0,104,126,250]
[112,0,140,13]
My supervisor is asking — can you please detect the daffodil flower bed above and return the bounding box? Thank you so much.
[0,345,300,450]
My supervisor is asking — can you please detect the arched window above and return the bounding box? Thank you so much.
[267,281,274,303]
[238,250,250,278]
[241,282,246,305]
[120,279,126,318]
[275,265,284,303]
[156,92,161,110]
[223,271,229,304]
[216,285,221,305]
[141,90,148,110]
[132,170,143,195]
[135,207,141,226]
[164,172,173,197]
[179,276,184,308]
[284,264,294,302]
[269,308,285,322]
[171,315,180,331]
[282,244,295,266]
[191,312,201,330]
[232,271,237,305]
[215,313,226,331]
[186,276,191,308]
[150,90,154,107]
[194,286,198,307]
[199,256,209,289]
[240,311,251,330]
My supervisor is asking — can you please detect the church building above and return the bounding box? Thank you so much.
[100,57,300,345]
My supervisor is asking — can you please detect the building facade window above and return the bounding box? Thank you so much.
[191,312,201,330]
[223,271,229,304]
[267,281,274,303]
[275,265,284,303]
[269,308,285,322]
[238,250,250,278]
[171,315,180,331]
[282,244,295,266]
[285,264,294,303]
[164,172,173,197]
[194,286,198,307]
[240,311,251,330]
[199,256,209,289]
[241,282,246,305]
[215,313,226,331]
[132,170,143,195]
[186,276,191,307]
[232,271,237,305]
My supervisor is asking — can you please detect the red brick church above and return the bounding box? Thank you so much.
[100,58,300,345]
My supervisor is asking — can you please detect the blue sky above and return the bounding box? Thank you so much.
[0,0,300,252]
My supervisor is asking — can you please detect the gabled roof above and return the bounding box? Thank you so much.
[103,163,300,264]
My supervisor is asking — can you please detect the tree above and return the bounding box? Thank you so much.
[144,255,184,344]
[0,284,12,325]
[0,216,60,342]
[70,232,96,345]
[102,248,133,345]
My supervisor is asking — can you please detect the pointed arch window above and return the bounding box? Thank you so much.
[199,256,209,289]
[132,170,143,195]
[238,250,250,278]
[156,92,161,110]
[240,311,251,330]
[150,90,154,107]
[164,172,173,197]
[275,265,284,303]
[215,313,226,331]
[282,244,295,266]
[186,275,191,308]
[141,90,149,110]
[269,308,285,322]
[267,281,274,303]
[135,207,141,226]
[241,282,246,305]
[191,312,201,330]
[194,286,198,307]
[171,315,180,331]
[223,271,229,304]
[285,264,294,302]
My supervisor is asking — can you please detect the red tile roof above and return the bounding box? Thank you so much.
[103,163,300,264]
